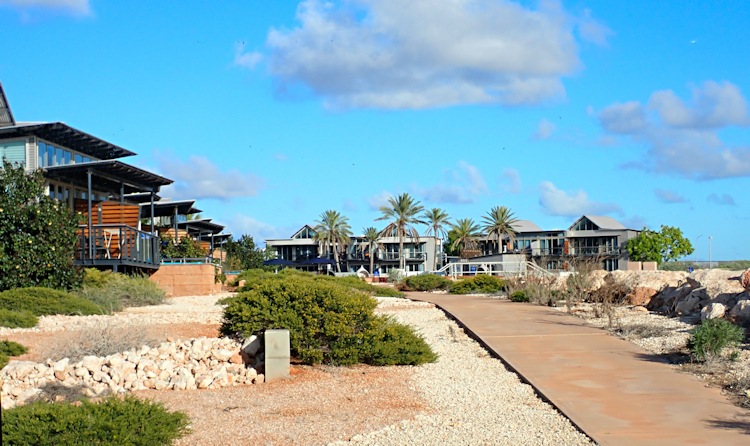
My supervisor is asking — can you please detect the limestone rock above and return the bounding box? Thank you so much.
[627,287,657,306]
[242,335,262,356]
[700,303,726,321]
[632,306,649,314]
[730,299,750,325]
[675,294,702,315]
[741,269,750,290]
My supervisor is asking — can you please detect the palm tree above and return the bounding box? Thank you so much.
[450,218,481,258]
[313,210,352,272]
[376,193,425,270]
[482,206,519,255]
[361,226,382,276]
[422,208,450,271]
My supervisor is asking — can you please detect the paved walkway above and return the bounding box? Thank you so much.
[407,292,750,446]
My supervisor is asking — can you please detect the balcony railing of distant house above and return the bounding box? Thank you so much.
[76,224,161,269]
[529,246,622,257]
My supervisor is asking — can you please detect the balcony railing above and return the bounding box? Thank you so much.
[345,252,426,261]
[529,247,622,257]
[76,224,161,268]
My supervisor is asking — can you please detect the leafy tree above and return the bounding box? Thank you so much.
[313,210,352,272]
[361,226,382,275]
[225,234,265,270]
[0,161,82,291]
[160,235,205,259]
[482,205,518,255]
[376,193,425,270]
[450,218,481,257]
[626,225,694,264]
[422,208,450,270]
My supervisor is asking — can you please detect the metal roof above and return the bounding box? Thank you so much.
[122,192,161,204]
[0,122,135,159]
[0,82,15,128]
[44,160,173,195]
[177,218,225,235]
[570,215,627,231]
[139,199,202,218]
[512,220,543,233]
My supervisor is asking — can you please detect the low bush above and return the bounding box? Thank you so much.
[689,318,744,362]
[322,275,405,298]
[0,308,38,328]
[0,287,102,316]
[509,290,529,302]
[1,395,190,445]
[0,340,28,369]
[401,274,452,292]
[449,275,506,295]
[221,274,436,366]
[76,270,165,312]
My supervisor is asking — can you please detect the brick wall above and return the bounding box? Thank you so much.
[149,264,223,297]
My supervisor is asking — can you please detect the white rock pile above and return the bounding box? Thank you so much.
[1,336,265,409]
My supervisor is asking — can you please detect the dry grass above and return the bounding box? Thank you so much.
[40,319,161,362]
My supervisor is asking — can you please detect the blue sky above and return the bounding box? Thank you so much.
[1,0,748,260]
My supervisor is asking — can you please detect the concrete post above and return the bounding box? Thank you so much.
[264,329,290,382]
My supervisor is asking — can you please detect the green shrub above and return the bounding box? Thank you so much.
[362,316,438,365]
[402,274,452,291]
[0,287,102,316]
[0,161,83,292]
[322,275,405,298]
[0,340,28,369]
[1,395,190,445]
[0,308,39,328]
[509,290,529,302]
[221,275,436,366]
[689,318,744,362]
[449,275,506,294]
[75,272,165,312]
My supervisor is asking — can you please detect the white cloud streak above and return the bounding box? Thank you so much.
[420,161,488,204]
[706,193,736,206]
[654,188,687,204]
[0,0,90,15]
[156,154,263,201]
[533,118,556,140]
[501,168,521,194]
[597,81,750,180]
[233,42,263,69]
[538,181,622,217]
[261,0,609,109]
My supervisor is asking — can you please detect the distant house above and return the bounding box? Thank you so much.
[266,226,441,275]
[474,215,639,272]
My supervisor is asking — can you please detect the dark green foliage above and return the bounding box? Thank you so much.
[161,235,206,259]
[225,234,265,270]
[449,275,506,294]
[75,269,165,312]
[689,318,744,362]
[401,274,452,291]
[321,275,405,298]
[0,287,102,316]
[1,395,190,445]
[0,340,28,369]
[362,316,438,365]
[626,225,694,264]
[0,308,38,328]
[0,161,82,291]
[509,290,529,302]
[221,274,436,366]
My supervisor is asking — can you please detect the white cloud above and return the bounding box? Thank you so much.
[654,188,687,204]
[367,190,392,211]
[420,161,487,204]
[155,154,263,201]
[707,193,736,206]
[263,0,608,109]
[597,81,750,180]
[233,42,263,69]
[230,214,292,242]
[575,8,613,46]
[533,119,556,140]
[500,168,521,194]
[538,181,622,217]
[0,0,90,15]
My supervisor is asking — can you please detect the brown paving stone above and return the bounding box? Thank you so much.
[408,292,750,446]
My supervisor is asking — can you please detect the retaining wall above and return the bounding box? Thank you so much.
[150,264,222,297]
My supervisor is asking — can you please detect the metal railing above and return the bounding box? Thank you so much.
[76,224,160,267]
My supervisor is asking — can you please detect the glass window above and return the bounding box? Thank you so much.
[74,154,83,164]
[82,157,91,163]
[64,150,71,164]
[38,142,47,167]
[47,145,55,166]
[56,147,63,165]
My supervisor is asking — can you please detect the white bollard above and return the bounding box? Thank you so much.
[263,329,290,382]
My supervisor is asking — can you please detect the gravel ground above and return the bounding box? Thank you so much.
[330,297,593,446]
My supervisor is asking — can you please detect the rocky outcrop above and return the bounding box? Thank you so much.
[1,337,265,409]
[741,269,750,290]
